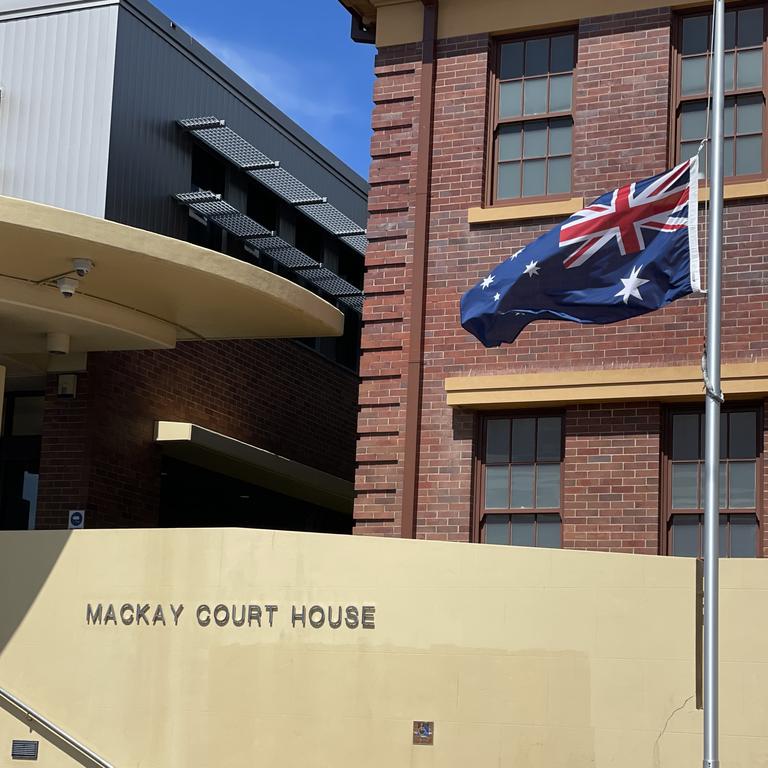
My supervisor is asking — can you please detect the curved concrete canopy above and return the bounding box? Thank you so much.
[0,195,343,354]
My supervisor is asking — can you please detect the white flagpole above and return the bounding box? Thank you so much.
[703,0,724,764]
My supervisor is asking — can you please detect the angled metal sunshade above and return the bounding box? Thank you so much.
[178,116,368,256]
[174,191,364,312]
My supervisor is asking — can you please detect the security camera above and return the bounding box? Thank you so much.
[72,258,93,277]
[56,277,79,298]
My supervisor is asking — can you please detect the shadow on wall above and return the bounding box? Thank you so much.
[0,530,70,654]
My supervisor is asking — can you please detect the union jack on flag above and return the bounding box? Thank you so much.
[461,156,702,347]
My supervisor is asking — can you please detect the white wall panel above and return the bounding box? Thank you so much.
[0,4,119,216]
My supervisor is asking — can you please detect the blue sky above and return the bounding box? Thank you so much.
[152,0,375,180]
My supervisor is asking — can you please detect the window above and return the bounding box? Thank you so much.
[674,5,766,178]
[488,32,576,203]
[478,414,563,547]
[664,407,762,557]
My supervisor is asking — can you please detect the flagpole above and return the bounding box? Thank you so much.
[703,0,725,764]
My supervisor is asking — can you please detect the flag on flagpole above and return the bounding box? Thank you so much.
[460,156,701,347]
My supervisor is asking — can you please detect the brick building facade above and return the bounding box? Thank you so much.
[343,0,768,556]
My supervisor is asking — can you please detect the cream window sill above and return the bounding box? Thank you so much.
[700,179,768,202]
[445,363,768,409]
[467,196,585,224]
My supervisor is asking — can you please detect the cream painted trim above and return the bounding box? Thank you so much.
[445,362,768,408]
[154,421,354,514]
[468,197,585,225]
[699,180,768,202]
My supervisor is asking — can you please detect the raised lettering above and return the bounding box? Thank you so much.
[231,605,245,627]
[345,606,359,629]
[361,605,376,630]
[265,605,278,627]
[170,604,184,626]
[292,605,306,628]
[152,605,166,626]
[120,604,134,626]
[248,605,262,627]
[135,604,150,625]
[214,604,229,627]
[104,604,117,626]
[196,604,211,627]
[308,605,325,628]
[328,606,342,629]
[86,604,102,625]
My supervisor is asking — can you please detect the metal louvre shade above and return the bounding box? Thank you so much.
[175,190,220,204]
[248,167,324,204]
[189,198,238,218]
[297,202,365,236]
[340,234,368,255]
[177,116,225,130]
[245,236,320,268]
[339,295,365,312]
[300,267,360,297]
[214,214,271,238]
[194,126,275,169]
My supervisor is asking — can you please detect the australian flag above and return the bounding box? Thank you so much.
[460,157,701,347]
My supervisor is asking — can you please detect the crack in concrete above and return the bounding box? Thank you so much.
[653,694,695,768]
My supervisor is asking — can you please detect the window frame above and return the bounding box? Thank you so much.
[660,403,764,557]
[485,28,578,207]
[670,2,768,182]
[473,410,566,546]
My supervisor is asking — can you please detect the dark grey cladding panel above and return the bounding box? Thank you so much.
[105,7,367,237]
[340,234,368,255]
[298,202,365,236]
[248,167,324,204]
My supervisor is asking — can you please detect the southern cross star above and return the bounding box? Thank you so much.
[510,249,523,261]
[523,260,540,277]
[615,264,650,304]
[493,292,501,302]
[481,274,495,290]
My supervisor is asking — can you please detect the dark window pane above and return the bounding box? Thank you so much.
[724,137,735,178]
[681,101,708,141]
[536,464,560,508]
[672,462,699,508]
[720,516,728,555]
[737,94,762,135]
[730,514,757,557]
[725,97,735,136]
[11,396,44,436]
[550,34,575,72]
[549,118,573,155]
[486,419,510,463]
[682,15,710,55]
[537,514,562,548]
[523,77,548,115]
[726,11,736,50]
[498,162,521,200]
[511,513,535,546]
[672,413,700,459]
[671,515,700,557]
[736,49,762,89]
[682,56,708,95]
[485,515,510,545]
[729,462,756,508]
[485,466,509,509]
[523,121,548,157]
[738,7,764,47]
[522,159,546,196]
[511,418,536,461]
[549,74,572,112]
[681,141,702,163]
[537,417,562,461]
[511,464,535,507]
[500,41,524,80]
[729,411,757,458]
[724,51,735,91]
[547,157,571,195]
[499,125,522,160]
[499,81,522,117]
[736,135,762,175]
[525,38,549,76]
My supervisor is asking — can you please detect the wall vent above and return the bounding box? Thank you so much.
[11,740,39,760]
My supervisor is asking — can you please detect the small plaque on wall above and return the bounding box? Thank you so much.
[412,721,434,745]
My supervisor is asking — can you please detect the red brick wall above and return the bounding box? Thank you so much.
[355,8,768,552]
[37,339,358,528]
